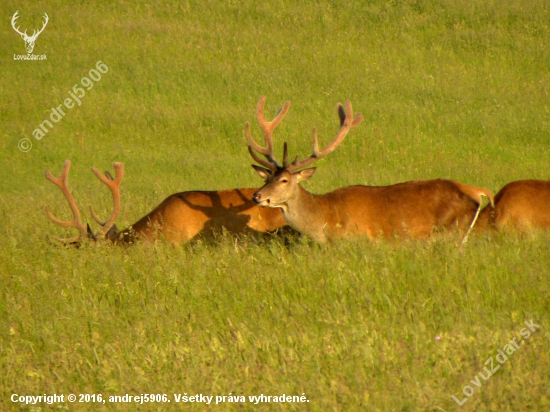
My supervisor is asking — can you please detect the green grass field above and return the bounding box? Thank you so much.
[1,0,550,410]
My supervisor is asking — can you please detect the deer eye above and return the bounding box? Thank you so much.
[280,179,288,183]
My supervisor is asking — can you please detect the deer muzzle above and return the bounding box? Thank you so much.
[253,191,269,206]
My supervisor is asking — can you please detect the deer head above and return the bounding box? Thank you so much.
[246,96,362,209]
[11,11,49,54]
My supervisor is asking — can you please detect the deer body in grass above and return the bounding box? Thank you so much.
[246,96,494,243]
[116,187,288,243]
[44,160,287,244]
[477,180,550,232]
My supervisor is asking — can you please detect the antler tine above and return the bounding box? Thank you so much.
[336,102,361,128]
[282,142,291,168]
[246,96,291,171]
[246,121,271,158]
[287,101,363,173]
[11,11,27,37]
[247,144,277,170]
[89,163,124,237]
[89,205,106,226]
[34,13,49,37]
[259,97,291,146]
[315,100,363,157]
[44,160,88,240]
[88,171,115,225]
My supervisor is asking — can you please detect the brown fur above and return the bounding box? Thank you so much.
[246,97,494,243]
[253,168,494,242]
[45,162,289,245]
[477,180,550,232]
[114,188,289,243]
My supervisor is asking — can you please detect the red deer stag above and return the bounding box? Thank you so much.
[477,180,550,231]
[44,160,288,244]
[246,96,494,243]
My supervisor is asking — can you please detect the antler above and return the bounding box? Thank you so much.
[246,96,291,172]
[31,13,49,40]
[285,101,363,173]
[88,163,124,237]
[44,160,88,243]
[11,11,27,37]
[45,160,124,243]
[11,11,49,40]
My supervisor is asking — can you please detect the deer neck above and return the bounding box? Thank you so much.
[282,185,328,242]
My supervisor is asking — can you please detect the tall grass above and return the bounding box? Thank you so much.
[1,0,549,410]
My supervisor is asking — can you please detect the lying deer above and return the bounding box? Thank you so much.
[44,160,288,244]
[477,180,550,231]
[246,96,494,243]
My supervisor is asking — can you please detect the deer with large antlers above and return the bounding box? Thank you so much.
[246,96,494,243]
[476,180,550,232]
[44,160,289,244]
[11,11,49,54]
[45,160,123,243]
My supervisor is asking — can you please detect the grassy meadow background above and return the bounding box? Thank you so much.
[1,0,550,410]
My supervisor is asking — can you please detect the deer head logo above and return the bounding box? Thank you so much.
[11,11,49,54]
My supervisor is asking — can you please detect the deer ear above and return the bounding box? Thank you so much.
[251,165,272,181]
[296,168,316,182]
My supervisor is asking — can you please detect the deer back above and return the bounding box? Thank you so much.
[478,180,550,231]
[281,179,491,241]
[115,188,288,243]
